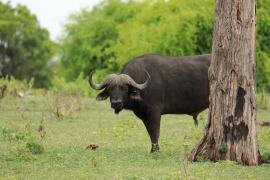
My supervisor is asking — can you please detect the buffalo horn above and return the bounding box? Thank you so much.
[120,71,150,90]
[88,71,108,90]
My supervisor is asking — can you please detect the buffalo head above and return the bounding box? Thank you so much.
[88,71,150,114]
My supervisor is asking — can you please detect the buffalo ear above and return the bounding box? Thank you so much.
[96,90,109,101]
[129,87,142,101]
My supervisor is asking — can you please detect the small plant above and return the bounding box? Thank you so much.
[0,83,7,98]
[38,118,46,140]
[26,142,44,154]
[219,143,228,154]
[261,152,270,164]
[257,89,268,110]
[0,76,36,98]
[49,91,83,120]
[196,155,210,162]
[0,76,8,99]
[1,115,46,160]
[2,127,15,142]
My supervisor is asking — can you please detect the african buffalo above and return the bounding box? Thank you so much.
[89,54,210,152]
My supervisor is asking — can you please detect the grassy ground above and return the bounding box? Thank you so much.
[0,95,270,180]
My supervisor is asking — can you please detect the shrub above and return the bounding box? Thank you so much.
[1,119,46,160]
[261,152,270,164]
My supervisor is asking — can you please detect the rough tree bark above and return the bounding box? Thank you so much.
[188,0,261,165]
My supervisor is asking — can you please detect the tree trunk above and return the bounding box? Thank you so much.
[188,0,261,165]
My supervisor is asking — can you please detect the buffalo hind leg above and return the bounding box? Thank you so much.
[142,110,161,153]
[191,110,205,126]
[192,113,198,126]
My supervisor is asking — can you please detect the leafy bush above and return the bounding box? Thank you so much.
[114,0,213,67]
[0,77,31,98]
[59,0,270,91]
[26,142,44,155]
[0,2,56,88]
[0,76,50,98]
[51,73,91,97]
[261,152,270,164]
[59,0,142,81]
[1,119,46,160]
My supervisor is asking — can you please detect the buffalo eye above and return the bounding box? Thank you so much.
[129,88,142,101]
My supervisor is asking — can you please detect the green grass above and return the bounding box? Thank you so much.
[0,95,270,180]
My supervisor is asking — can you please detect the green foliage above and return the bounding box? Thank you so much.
[59,0,214,80]
[59,0,270,91]
[2,127,13,141]
[1,0,270,90]
[218,143,228,154]
[26,142,44,155]
[51,73,91,97]
[196,155,211,162]
[256,0,270,90]
[1,120,45,160]
[0,76,48,99]
[262,152,270,164]
[0,2,56,88]
[0,76,29,97]
[59,0,142,81]
[115,0,213,67]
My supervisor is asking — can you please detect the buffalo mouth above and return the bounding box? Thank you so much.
[111,104,123,114]
[114,108,122,114]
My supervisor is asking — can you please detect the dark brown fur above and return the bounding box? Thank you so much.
[92,54,210,152]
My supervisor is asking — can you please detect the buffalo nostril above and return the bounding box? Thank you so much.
[115,102,122,106]
[111,101,122,108]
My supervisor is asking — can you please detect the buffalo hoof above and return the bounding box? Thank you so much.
[150,143,160,153]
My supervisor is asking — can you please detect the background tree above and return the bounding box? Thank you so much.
[188,0,260,165]
[0,2,56,88]
[59,0,143,81]
[256,0,270,91]
[59,0,214,81]
[59,0,270,92]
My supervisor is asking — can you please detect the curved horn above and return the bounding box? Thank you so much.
[120,70,150,90]
[88,71,107,90]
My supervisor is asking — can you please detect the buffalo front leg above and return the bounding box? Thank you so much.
[142,110,161,153]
